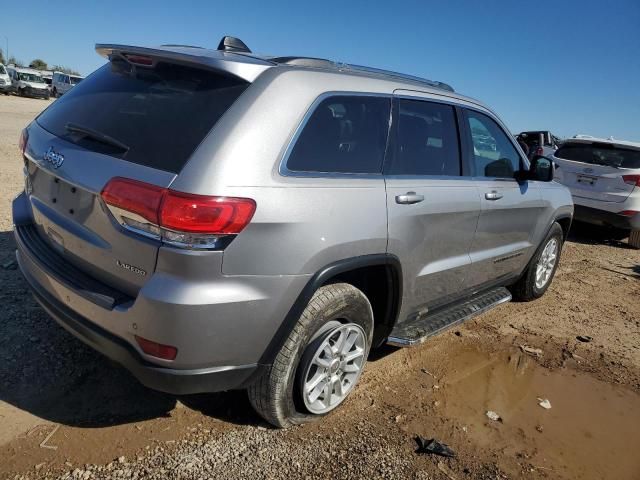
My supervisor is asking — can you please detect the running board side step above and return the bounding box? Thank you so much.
[387,287,512,347]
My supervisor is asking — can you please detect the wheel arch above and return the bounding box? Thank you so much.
[554,213,573,241]
[257,254,403,366]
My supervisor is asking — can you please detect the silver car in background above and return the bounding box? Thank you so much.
[13,36,573,427]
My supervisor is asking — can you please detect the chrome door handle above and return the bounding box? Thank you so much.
[485,191,503,200]
[396,192,425,205]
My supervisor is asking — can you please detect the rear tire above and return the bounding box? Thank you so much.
[511,222,564,301]
[248,283,373,428]
[629,230,640,249]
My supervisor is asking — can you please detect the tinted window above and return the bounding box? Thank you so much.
[389,99,460,176]
[465,110,521,178]
[287,96,390,174]
[37,60,249,173]
[555,143,640,169]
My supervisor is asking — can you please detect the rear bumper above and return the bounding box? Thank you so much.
[18,256,263,394]
[573,205,639,230]
[12,189,308,394]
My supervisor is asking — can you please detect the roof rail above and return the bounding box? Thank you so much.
[346,64,454,92]
[270,56,453,92]
[161,44,204,49]
[271,56,336,69]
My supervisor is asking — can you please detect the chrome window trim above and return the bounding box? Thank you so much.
[278,91,392,179]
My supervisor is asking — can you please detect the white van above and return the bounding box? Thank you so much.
[52,71,83,97]
[8,66,50,99]
[0,63,11,94]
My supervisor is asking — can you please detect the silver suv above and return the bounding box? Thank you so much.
[13,37,573,427]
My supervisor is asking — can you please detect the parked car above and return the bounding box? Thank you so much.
[0,63,12,94]
[7,66,50,99]
[40,70,54,95]
[552,136,640,248]
[516,130,562,158]
[13,36,573,428]
[52,71,83,97]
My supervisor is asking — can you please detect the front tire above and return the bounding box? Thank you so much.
[248,283,373,428]
[511,222,564,301]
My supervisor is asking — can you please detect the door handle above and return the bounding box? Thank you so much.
[395,192,425,205]
[485,191,503,201]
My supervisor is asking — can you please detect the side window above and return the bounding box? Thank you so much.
[286,95,391,174]
[464,110,521,178]
[389,99,461,176]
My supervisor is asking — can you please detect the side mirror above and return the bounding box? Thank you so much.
[529,155,555,182]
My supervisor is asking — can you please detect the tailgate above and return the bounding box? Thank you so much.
[22,53,251,297]
[23,123,175,297]
[553,143,640,203]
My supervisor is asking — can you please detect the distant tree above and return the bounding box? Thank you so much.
[8,56,24,67]
[0,49,5,65]
[29,59,48,70]
[50,65,81,76]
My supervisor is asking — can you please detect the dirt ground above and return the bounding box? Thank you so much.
[0,95,639,480]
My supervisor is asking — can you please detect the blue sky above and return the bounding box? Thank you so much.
[2,0,639,140]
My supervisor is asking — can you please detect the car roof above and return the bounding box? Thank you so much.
[95,39,489,111]
[13,67,43,74]
[563,136,640,151]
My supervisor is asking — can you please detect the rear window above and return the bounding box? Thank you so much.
[286,95,391,174]
[555,143,640,169]
[37,59,249,173]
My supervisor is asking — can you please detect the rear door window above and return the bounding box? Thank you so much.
[37,59,249,173]
[464,110,522,178]
[286,95,391,174]
[555,143,640,169]
[388,99,461,176]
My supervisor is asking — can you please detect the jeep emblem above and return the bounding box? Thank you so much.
[43,147,64,169]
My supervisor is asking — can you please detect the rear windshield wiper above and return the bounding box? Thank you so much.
[65,123,130,153]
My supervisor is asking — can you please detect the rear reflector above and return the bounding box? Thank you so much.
[18,128,28,155]
[101,177,256,249]
[622,175,640,187]
[135,335,177,360]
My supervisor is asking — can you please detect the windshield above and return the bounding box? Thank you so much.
[18,72,44,83]
[0,65,6,75]
[555,143,640,169]
[70,76,82,85]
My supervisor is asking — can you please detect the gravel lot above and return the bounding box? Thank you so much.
[1,95,639,480]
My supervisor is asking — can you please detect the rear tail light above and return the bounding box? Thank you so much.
[18,128,28,155]
[622,175,640,188]
[618,210,638,217]
[135,335,177,360]
[101,177,256,250]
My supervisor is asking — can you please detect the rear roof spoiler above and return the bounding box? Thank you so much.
[95,44,273,82]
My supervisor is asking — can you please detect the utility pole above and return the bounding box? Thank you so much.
[3,36,7,63]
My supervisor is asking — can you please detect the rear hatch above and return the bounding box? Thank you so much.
[24,52,250,297]
[553,141,640,203]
